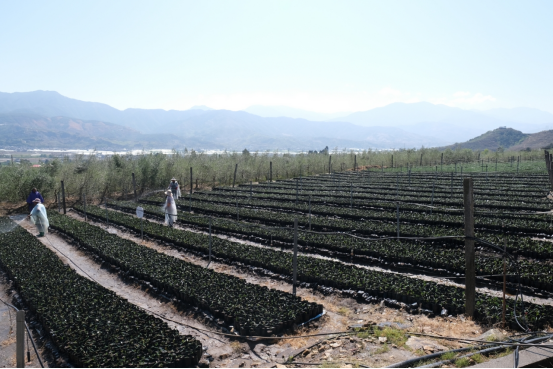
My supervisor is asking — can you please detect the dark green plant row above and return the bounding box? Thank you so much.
[113,200,553,290]
[251,179,549,201]
[213,184,550,212]
[197,189,551,224]
[167,191,553,236]
[141,195,553,259]
[48,212,321,337]
[73,205,553,330]
[310,171,549,186]
[0,218,202,368]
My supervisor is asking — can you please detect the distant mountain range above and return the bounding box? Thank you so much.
[329,102,553,143]
[444,127,553,152]
[1,90,552,151]
[243,105,350,121]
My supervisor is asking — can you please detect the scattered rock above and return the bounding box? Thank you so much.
[478,328,506,342]
[330,341,343,348]
[378,337,387,344]
[423,345,435,353]
[405,337,447,352]
[275,365,287,369]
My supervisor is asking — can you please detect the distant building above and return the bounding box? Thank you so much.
[32,164,41,168]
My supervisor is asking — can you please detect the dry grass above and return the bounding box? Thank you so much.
[1,336,16,347]
[230,341,242,353]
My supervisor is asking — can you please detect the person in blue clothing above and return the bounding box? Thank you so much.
[26,188,45,211]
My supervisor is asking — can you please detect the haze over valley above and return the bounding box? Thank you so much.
[2,90,552,151]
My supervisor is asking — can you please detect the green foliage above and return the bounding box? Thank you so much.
[0,218,202,367]
[0,147,544,204]
[441,351,457,361]
[372,327,408,347]
[455,357,471,367]
[49,212,322,336]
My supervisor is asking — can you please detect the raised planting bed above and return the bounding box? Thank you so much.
[0,218,202,367]
[112,200,553,291]
[74,205,553,330]
[48,212,322,337]
[140,196,553,260]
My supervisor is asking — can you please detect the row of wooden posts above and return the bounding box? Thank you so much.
[54,161,520,323]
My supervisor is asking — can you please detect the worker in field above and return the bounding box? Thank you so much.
[27,198,49,237]
[164,190,177,227]
[26,187,45,211]
[168,178,181,200]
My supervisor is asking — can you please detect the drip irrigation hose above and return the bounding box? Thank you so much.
[39,226,355,342]
[89,204,535,334]
[417,334,553,368]
[0,297,45,368]
[473,237,529,332]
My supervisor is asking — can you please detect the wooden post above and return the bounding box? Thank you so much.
[292,218,298,296]
[420,153,423,166]
[396,202,400,239]
[232,163,238,188]
[16,310,24,368]
[11,154,14,166]
[441,153,444,172]
[250,181,252,199]
[61,180,66,214]
[84,193,87,221]
[270,161,273,182]
[502,239,507,329]
[295,178,298,205]
[209,217,212,265]
[464,178,476,318]
[132,172,137,201]
[350,182,353,208]
[430,181,435,215]
[354,154,357,172]
[547,151,553,190]
[190,167,193,194]
[391,154,394,169]
[308,195,312,230]
[328,155,332,174]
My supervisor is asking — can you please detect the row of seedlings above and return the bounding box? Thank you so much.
[75,205,553,330]
[47,212,322,337]
[0,218,202,367]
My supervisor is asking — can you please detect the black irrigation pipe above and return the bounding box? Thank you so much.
[107,203,532,333]
[0,297,44,368]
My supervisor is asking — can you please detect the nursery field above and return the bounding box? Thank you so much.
[2,161,553,367]
[125,169,553,327]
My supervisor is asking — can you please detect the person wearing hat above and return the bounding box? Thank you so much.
[26,187,45,211]
[168,178,181,200]
[27,198,49,237]
[163,190,177,227]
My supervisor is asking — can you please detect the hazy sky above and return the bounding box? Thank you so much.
[1,1,552,113]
